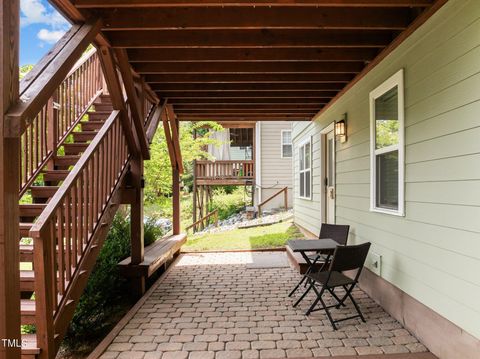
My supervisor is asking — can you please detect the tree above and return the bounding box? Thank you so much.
[143,121,223,203]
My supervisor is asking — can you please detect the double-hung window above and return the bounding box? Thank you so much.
[369,69,405,216]
[281,130,292,158]
[299,138,311,199]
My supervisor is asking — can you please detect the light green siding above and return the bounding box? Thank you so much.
[292,0,480,339]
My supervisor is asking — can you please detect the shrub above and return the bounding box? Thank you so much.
[64,211,166,347]
[210,187,246,220]
[65,214,131,344]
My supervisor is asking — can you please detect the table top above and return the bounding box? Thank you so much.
[287,238,338,252]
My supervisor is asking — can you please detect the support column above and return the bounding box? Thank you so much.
[0,1,21,358]
[172,118,181,235]
[130,155,145,296]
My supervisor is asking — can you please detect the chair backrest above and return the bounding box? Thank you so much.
[329,242,371,274]
[319,223,350,245]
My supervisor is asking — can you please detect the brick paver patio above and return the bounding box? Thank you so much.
[99,252,428,359]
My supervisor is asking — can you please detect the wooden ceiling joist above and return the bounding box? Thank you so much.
[75,0,433,8]
[134,62,364,74]
[100,7,411,31]
[143,74,355,83]
[109,29,394,48]
[127,48,379,63]
[50,0,442,122]
[150,83,346,91]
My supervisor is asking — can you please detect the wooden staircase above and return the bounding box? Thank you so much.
[19,95,114,358]
[4,35,161,357]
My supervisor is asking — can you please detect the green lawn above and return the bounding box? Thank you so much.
[182,220,304,252]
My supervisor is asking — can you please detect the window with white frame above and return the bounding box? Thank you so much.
[281,130,292,158]
[369,69,405,216]
[298,138,311,199]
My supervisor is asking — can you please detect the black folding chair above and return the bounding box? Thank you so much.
[305,223,350,275]
[300,242,371,330]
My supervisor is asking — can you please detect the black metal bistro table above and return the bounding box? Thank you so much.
[287,238,339,299]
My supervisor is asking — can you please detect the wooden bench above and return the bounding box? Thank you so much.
[285,244,324,274]
[118,233,187,279]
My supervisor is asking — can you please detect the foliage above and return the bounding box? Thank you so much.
[144,121,223,203]
[19,64,33,79]
[64,212,165,346]
[65,215,131,344]
[209,187,247,220]
[183,220,303,251]
[375,120,399,148]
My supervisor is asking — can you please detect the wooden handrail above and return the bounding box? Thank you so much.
[258,187,288,217]
[18,47,103,196]
[186,209,219,232]
[6,19,102,137]
[30,109,131,354]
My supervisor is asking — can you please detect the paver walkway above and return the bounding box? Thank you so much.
[99,252,429,359]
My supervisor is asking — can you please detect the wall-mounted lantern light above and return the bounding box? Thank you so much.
[335,113,347,143]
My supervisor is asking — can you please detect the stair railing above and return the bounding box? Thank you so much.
[29,110,130,355]
[258,187,289,217]
[19,48,103,196]
[186,209,219,233]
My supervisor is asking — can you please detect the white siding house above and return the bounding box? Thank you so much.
[255,121,293,211]
[292,1,480,358]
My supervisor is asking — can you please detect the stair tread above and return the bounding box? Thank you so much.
[21,299,36,313]
[87,111,111,114]
[55,155,81,159]
[20,244,33,252]
[20,222,34,229]
[20,270,35,280]
[64,143,89,147]
[21,334,40,354]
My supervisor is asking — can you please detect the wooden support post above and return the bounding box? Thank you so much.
[130,155,145,295]
[172,116,181,235]
[0,1,21,358]
[192,160,197,232]
[284,187,288,210]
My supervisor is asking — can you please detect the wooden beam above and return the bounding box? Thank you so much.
[75,0,434,8]
[150,83,346,91]
[166,105,184,174]
[174,104,321,110]
[176,112,316,116]
[5,19,102,137]
[146,103,165,143]
[115,48,150,159]
[98,46,140,157]
[101,7,410,30]
[144,73,355,83]
[136,61,363,74]
[312,0,448,121]
[129,48,378,63]
[145,73,355,85]
[155,91,338,98]
[0,0,21,358]
[110,29,394,48]
[177,116,312,121]
[162,110,177,168]
[169,98,329,104]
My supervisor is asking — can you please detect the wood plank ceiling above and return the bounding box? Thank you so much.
[54,0,437,122]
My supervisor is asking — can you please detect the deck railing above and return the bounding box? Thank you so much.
[19,49,103,196]
[195,160,255,181]
[29,110,130,354]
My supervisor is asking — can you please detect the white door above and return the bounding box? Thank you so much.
[325,130,336,224]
